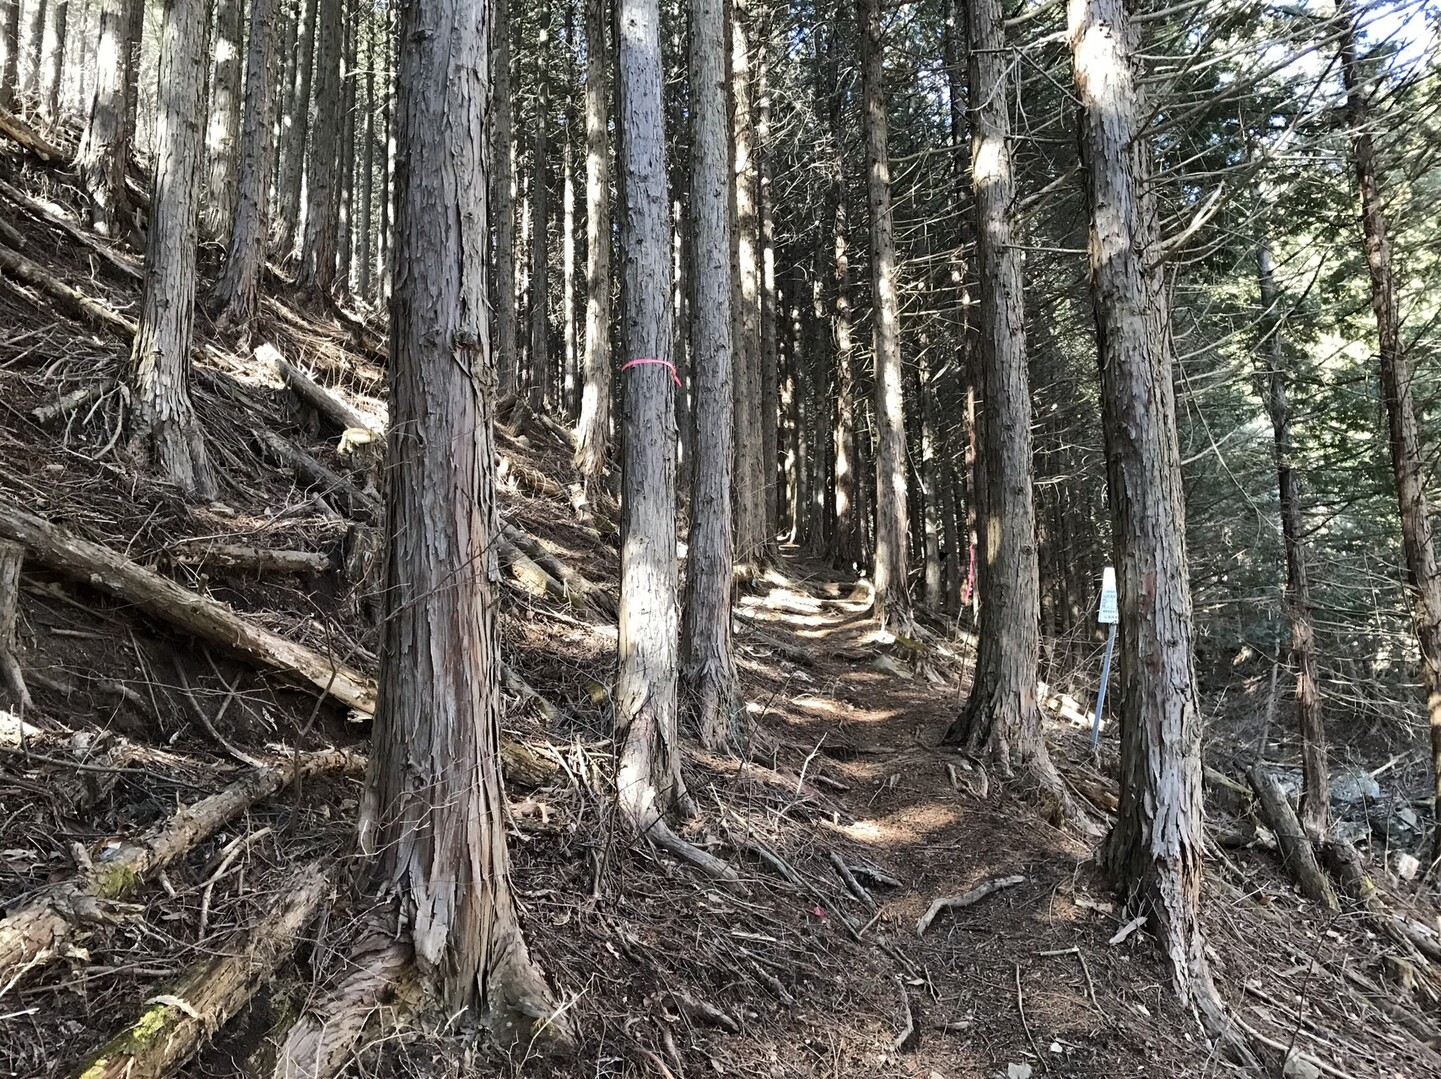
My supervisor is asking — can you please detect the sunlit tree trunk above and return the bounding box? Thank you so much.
[274,0,316,255]
[573,0,611,480]
[681,0,742,753]
[202,0,244,241]
[76,0,135,236]
[39,0,66,117]
[491,0,518,395]
[296,0,342,296]
[1069,0,1238,1046]
[358,0,569,1045]
[527,0,551,413]
[1340,2,1441,854]
[758,50,779,537]
[22,0,46,102]
[210,0,280,330]
[859,0,910,630]
[127,0,215,499]
[357,13,375,300]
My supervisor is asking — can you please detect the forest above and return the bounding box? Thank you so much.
[0,0,1438,1075]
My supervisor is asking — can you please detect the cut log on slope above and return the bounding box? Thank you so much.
[67,861,331,1079]
[1246,764,1339,911]
[0,107,68,162]
[169,544,330,575]
[0,215,23,249]
[0,498,377,713]
[501,521,617,618]
[0,177,141,281]
[258,343,380,438]
[0,240,140,338]
[0,749,360,994]
[252,427,381,522]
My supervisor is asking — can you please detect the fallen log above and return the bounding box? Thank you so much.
[501,521,616,618]
[0,214,22,249]
[0,240,140,339]
[0,177,140,281]
[30,381,112,424]
[169,544,330,576]
[258,343,379,437]
[68,861,331,1079]
[1246,764,1339,911]
[0,107,67,162]
[0,749,360,994]
[0,498,377,714]
[252,427,381,522]
[0,540,30,709]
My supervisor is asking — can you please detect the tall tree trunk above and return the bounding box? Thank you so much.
[357,8,374,299]
[357,0,568,1045]
[730,0,768,572]
[210,0,279,330]
[1069,0,1238,1047]
[949,0,1060,798]
[39,0,66,117]
[336,0,356,295]
[120,0,141,138]
[75,0,134,236]
[127,0,215,499]
[1256,217,1328,838]
[202,0,244,241]
[527,1,551,413]
[680,0,742,754]
[1341,2,1441,854]
[859,0,910,630]
[274,0,316,256]
[1,0,20,110]
[615,0,685,829]
[758,48,779,538]
[562,91,577,418]
[573,0,611,480]
[22,0,46,101]
[296,0,342,296]
[491,0,518,395]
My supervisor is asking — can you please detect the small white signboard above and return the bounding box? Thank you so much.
[1098,567,1118,625]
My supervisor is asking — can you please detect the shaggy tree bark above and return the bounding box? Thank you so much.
[1255,217,1328,838]
[356,0,568,1044]
[527,0,551,412]
[859,0,911,630]
[210,0,279,329]
[572,0,611,480]
[1069,0,1241,1049]
[949,0,1062,801]
[295,0,342,295]
[730,0,768,571]
[126,0,215,498]
[1,0,19,110]
[491,0,518,396]
[1340,2,1441,855]
[38,0,65,117]
[681,0,742,753]
[274,0,316,255]
[75,0,135,236]
[202,0,244,241]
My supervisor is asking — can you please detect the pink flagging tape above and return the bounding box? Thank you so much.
[621,357,681,387]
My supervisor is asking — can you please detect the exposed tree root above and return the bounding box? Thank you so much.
[0,750,361,995]
[68,861,332,1079]
[262,931,417,1079]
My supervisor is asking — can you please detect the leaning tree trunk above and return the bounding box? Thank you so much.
[295,0,341,296]
[572,0,612,481]
[491,0,518,396]
[949,0,1064,804]
[730,0,768,573]
[356,0,568,1045]
[680,0,743,754]
[210,0,280,330]
[127,0,215,499]
[1340,2,1441,855]
[615,0,686,831]
[527,0,551,413]
[75,0,134,236]
[201,0,244,241]
[859,0,911,631]
[1256,216,1328,838]
[1069,0,1242,1051]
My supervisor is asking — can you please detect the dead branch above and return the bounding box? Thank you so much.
[829,852,876,909]
[30,381,113,424]
[67,862,332,1079]
[1246,765,1339,911]
[0,750,360,995]
[0,107,67,162]
[916,874,1026,936]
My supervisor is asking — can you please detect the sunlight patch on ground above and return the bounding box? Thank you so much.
[826,801,963,847]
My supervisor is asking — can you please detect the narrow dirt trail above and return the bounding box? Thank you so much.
[731,552,1198,1078]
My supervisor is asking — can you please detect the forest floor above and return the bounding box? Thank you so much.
[1,159,1439,1078]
